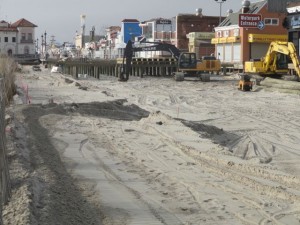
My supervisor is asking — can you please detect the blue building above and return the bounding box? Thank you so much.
[121,19,142,44]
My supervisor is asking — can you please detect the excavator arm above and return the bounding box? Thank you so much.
[119,40,220,81]
[287,42,300,77]
[119,40,181,81]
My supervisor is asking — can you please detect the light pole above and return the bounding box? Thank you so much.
[215,0,227,24]
[44,31,47,60]
[41,34,44,57]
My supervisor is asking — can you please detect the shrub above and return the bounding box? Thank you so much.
[0,56,18,105]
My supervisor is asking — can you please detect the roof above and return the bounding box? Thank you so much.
[287,1,300,13]
[122,19,139,23]
[11,18,37,28]
[287,2,300,8]
[0,27,17,32]
[219,0,267,27]
[0,20,17,32]
[106,26,121,31]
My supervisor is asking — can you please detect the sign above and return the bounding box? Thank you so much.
[291,16,300,29]
[239,14,262,28]
[156,19,171,25]
[248,34,288,43]
[257,21,265,30]
[194,32,215,40]
[211,36,241,44]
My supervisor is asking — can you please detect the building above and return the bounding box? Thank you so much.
[267,0,299,13]
[286,2,300,57]
[187,32,216,58]
[117,19,142,45]
[93,26,121,59]
[174,12,221,55]
[0,18,37,56]
[138,11,220,59]
[105,26,121,49]
[212,0,288,67]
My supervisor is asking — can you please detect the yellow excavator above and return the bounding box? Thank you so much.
[240,41,300,91]
[119,40,221,81]
[244,41,300,79]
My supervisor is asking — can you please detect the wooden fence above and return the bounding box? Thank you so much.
[46,57,178,79]
[0,78,11,225]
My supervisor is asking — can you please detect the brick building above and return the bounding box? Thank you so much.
[174,13,220,54]
[212,0,287,67]
[139,12,220,59]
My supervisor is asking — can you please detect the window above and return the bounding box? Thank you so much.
[224,30,229,37]
[12,37,16,42]
[4,37,8,42]
[24,46,29,54]
[264,18,279,25]
[233,29,239,37]
[28,33,32,41]
[21,33,26,40]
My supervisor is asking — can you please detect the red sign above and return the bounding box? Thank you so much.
[239,14,262,28]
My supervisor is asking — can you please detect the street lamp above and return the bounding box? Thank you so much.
[41,34,44,56]
[44,31,47,49]
[215,0,227,24]
[44,31,47,60]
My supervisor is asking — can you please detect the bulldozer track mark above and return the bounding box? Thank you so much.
[145,123,300,202]
[80,137,182,225]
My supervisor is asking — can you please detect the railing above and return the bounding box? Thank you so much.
[20,39,34,44]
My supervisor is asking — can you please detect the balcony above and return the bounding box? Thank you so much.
[20,39,34,44]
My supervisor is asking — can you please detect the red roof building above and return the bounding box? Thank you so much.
[0,18,38,57]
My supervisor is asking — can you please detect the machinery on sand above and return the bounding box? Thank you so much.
[119,40,221,82]
[244,41,300,79]
[238,74,253,91]
[239,41,300,91]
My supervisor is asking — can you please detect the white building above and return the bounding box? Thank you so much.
[0,18,37,56]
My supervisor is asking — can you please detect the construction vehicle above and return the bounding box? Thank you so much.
[119,40,221,81]
[238,74,253,91]
[244,41,300,79]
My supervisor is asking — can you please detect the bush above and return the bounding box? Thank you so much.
[0,56,18,105]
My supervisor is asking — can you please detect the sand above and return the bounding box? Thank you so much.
[3,66,300,225]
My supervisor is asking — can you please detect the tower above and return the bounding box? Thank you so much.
[80,14,86,48]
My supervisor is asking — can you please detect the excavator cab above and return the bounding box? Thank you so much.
[275,53,289,70]
[178,53,197,69]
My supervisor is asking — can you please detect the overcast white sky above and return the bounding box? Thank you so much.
[1,0,243,43]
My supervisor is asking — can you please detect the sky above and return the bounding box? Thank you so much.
[0,0,244,43]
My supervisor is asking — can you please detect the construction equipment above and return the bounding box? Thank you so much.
[244,41,300,79]
[119,40,221,81]
[238,74,253,91]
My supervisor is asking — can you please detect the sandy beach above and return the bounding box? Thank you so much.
[3,66,300,225]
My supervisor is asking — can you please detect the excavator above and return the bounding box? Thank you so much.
[240,41,300,91]
[244,41,300,79]
[119,40,221,81]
